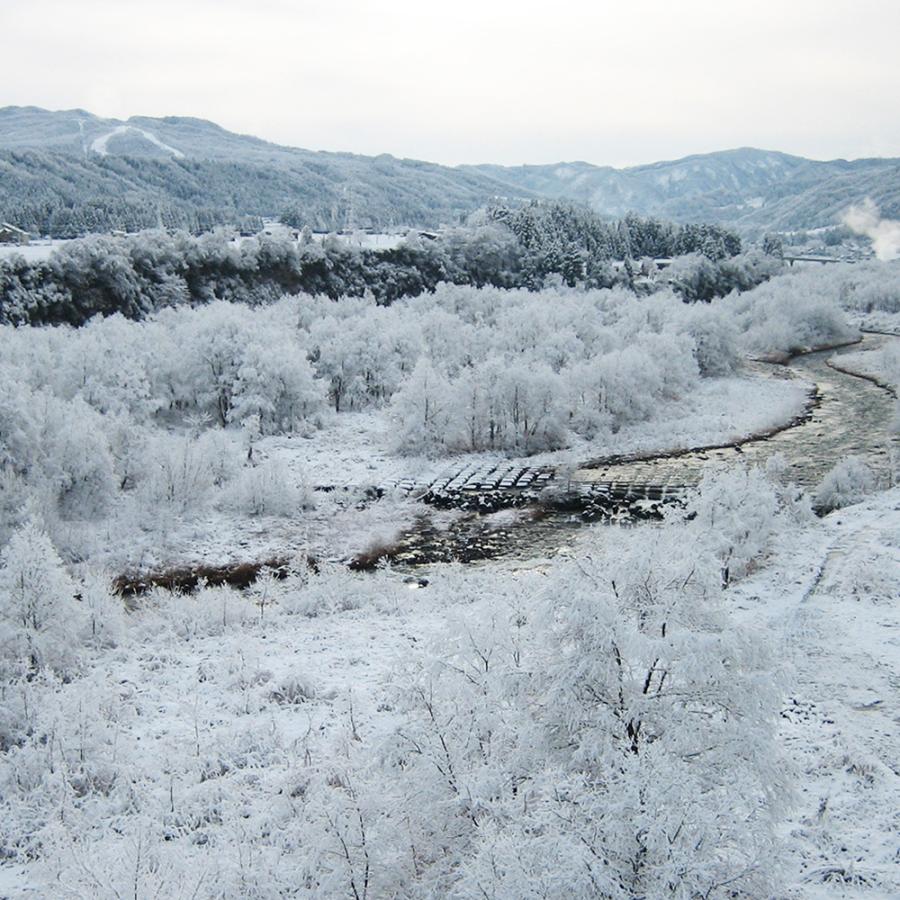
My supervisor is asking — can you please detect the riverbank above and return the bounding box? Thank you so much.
[53,364,810,579]
[576,334,899,492]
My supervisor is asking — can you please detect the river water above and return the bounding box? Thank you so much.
[577,333,897,491]
[391,334,898,568]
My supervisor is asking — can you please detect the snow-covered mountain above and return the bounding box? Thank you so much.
[1,106,898,235]
[467,148,900,232]
[0,107,535,234]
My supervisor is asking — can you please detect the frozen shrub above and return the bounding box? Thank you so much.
[838,261,900,315]
[78,572,125,650]
[732,266,858,355]
[681,301,740,376]
[194,428,242,487]
[814,456,876,512]
[269,674,318,705]
[224,458,307,517]
[764,453,814,523]
[31,395,117,520]
[686,466,780,581]
[137,432,218,514]
[0,469,29,543]
[149,585,255,641]
[0,681,32,751]
[374,525,786,898]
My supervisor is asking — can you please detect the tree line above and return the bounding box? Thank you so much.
[0,203,782,327]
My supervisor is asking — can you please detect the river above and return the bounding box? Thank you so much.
[387,333,899,568]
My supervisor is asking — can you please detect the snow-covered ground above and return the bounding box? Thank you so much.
[829,343,899,394]
[90,124,184,158]
[732,487,900,896]
[0,239,70,262]
[1,478,896,897]
[849,314,900,335]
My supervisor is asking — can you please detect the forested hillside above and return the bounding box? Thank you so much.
[0,147,530,237]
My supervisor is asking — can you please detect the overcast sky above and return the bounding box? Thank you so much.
[2,0,899,167]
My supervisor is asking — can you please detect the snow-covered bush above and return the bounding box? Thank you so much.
[137,432,224,515]
[730,266,858,355]
[269,673,318,705]
[134,584,256,643]
[224,458,308,517]
[77,572,126,650]
[0,468,30,543]
[532,532,783,896]
[39,396,117,520]
[368,525,786,898]
[814,456,877,512]
[687,466,781,581]
[837,260,900,316]
[680,300,740,375]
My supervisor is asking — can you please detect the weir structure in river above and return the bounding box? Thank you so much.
[370,334,899,566]
[382,335,897,513]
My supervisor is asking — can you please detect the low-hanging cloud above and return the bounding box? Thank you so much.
[842,198,900,261]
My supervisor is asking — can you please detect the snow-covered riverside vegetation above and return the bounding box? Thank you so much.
[1,255,899,897]
[4,259,892,564]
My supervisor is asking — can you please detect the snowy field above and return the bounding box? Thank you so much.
[0,240,69,262]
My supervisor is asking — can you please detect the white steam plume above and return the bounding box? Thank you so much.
[842,198,900,261]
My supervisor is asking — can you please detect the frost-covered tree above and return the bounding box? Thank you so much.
[229,338,324,434]
[0,521,80,674]
[528,532,783,896]
[389,358,453,455]
[687,466,781,582]
[38,396,117,520]
[181,302,246,425]
[377,524,787,898]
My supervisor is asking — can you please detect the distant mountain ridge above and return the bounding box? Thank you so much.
[465,149,900,232]
[1,106,898,236]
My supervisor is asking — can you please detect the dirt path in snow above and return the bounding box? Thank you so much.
[775,498,900,894]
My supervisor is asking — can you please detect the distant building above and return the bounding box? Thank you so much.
[0,223,30,245]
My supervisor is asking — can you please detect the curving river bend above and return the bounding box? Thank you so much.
[389,333,899,567]
[577,332,897,491]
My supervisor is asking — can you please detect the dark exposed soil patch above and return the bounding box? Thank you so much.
[113,555,318,598]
